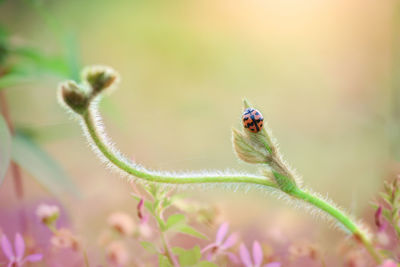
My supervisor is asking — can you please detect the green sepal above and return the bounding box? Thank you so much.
[273,171,297,194]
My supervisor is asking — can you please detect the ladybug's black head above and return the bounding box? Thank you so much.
[243,108,255,116]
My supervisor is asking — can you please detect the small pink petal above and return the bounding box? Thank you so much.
[252,241,263,267]
[141,214,150,224]
[14,233,25,260]
[239,244,253,267]
[1,235,14,260]
[375,206,383,228]
[137,198,144,220]
[24,253,43,262]
[201,243,217,254]
[221,233,238,250]
[264,262,281,267]
[216,223,229,245]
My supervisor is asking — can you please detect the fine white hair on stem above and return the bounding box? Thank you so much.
[80,101,272,186]
[80,103,371,237]
[57,68,381,263]
[78,100,371,239]
[263,123,304,187]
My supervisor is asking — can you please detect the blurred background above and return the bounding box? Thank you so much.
[0,0,399,265]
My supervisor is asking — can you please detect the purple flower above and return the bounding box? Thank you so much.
[239,241,281,267]
[1,233,42,267]
[201,223,239,263]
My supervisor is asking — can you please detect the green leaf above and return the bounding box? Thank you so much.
[11,133,78,196]
[15,123,77,143]
[159,255,173,267]
[64,32,81,80]
[0,73,35,89]
[172,246,201,266]
[12,47,69,77]
[196,261,219,267]
[171,247,186,255]
[140,241,158,254]
[165,214,186,231]
[173,225,208,240]
[0,114,11,185]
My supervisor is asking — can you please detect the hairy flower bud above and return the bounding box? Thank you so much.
[59,81,90,114]
[82,65,119,95]
[106,241,129,266]
[232,128,271,164]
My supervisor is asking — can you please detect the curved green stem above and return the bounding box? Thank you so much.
[82,111,278,189]
[81,109,381,264]
[291,188,382,264]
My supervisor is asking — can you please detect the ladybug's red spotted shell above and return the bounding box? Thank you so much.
[242,108,264,133]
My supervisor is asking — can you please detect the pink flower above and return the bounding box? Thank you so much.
[50,228,79,251]
[107,212,136,236]
[106,241,130,267]
[201,223,239,263]
[36,204,60,225]
[239,241,281,267]
[1,233,42,267]
[378,259,398,267]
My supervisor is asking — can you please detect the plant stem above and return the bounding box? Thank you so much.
[81,108,381,264]
[82,111,278,189]
[83,249,90,267]
[291,188,382,264]
[154,201,179,266]
[159,227,179,267]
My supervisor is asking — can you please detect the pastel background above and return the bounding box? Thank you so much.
[0,0,399,266]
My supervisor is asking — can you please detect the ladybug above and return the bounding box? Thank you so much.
[242,108,264,133]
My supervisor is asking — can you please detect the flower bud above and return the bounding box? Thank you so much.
[51,228,80,251]
[232,128,270,164]
[36,204,60,226]
[82,65,119,95]
[107,212,135,236]
[59,81,90,114]
[106,241,129,266]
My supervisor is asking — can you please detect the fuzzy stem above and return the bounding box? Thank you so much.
[82,110,278,188]
[291,188,382,263]
[81,108,381,263]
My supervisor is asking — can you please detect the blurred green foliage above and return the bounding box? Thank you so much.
[0,0,80,196]
[0,114,11,184]
[11,132,78,195]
